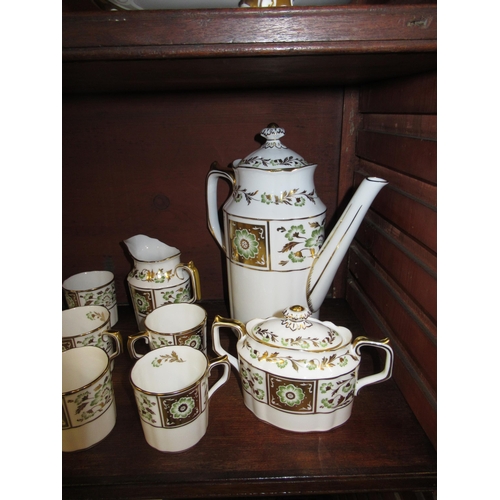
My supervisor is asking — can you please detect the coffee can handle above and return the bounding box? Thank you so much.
[102,330,122,360]
[127,331,149,359]
[207,355,231,399]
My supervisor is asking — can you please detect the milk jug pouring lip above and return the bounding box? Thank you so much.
[124,234,181,263]
[206,124,387,324]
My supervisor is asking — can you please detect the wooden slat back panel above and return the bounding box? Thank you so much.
[358,71,437,114]
[355,217,437,323]
[357,130,437,184]
[357,170,437,253]
[347,71,437,447]
[347,280,437,449]
[349,244,436,391]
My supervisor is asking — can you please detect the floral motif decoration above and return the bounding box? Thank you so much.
[253,325,338,351]
[240,364,266,402]
[276,383,305,407]
[132,289,153,315]
[277,221,324,266]
[80,285,116,309]
[128,268,174,284]
[159,386,200,427]
[64,374,113,426]
[152,351,185,367]
[229,221,267,268]
[64,291,78,309]
[233,185,317,207]
[169,397,195,420]
[244,339,357,372]
[80,333,107,350]
[233,229,260,260]
[86,310,107,322]
[151,332,203,351]
[181,334,202,350]
[269,376,314,412]
[161,284,192,304]
[136,393,157,424]
[151,336,174,349]
[319,371,356,410]
[238,156,311,170]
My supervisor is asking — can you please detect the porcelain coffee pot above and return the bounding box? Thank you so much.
[206,124,387,323]
[124,235,201,330]
[211,305,393,432]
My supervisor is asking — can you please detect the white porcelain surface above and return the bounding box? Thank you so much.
[62,305,122,360]
[207,125,387,324]
[211,306,393,433]
[63,270,119,327]
[127,303,207,358]
[124,234,201,330]
[62,346,118,452]
[130,346,230,452]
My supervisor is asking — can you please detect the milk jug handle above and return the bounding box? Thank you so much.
[175,261,202,301]
[211,315,246,372]
[352,336,393,396]
[206,168,235,251]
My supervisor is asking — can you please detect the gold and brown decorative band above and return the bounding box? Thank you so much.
[129,283,194,318]
[239,357,356,416]
[226,213,326,272]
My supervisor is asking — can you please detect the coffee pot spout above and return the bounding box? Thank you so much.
[306,177,388,313]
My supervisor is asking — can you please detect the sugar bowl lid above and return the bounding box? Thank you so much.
[235,124,315,171]
[247,305,350,352]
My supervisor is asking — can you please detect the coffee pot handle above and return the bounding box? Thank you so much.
[175,261,202,301]
[352,336,394,396]
[206,167,235,252]
[211,315,246,372]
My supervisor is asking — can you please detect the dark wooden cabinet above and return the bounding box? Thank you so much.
[62,2,436,497]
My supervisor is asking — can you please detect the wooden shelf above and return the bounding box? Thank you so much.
[62,5,437,92]
[62,299,436,499]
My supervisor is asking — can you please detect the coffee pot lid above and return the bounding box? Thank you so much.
[247,305,350,352]
[235,124,315,171]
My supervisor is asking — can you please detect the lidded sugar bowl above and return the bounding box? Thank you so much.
[211,305,393,432]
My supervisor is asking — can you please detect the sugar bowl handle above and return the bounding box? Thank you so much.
[352,336,393,396]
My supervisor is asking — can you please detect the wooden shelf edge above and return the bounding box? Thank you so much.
[63,473,437,499]
[63,39,437,62]
[63,5,437,58]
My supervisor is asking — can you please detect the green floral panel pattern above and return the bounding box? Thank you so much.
[63,373,114,428]
[269,376,314,413]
